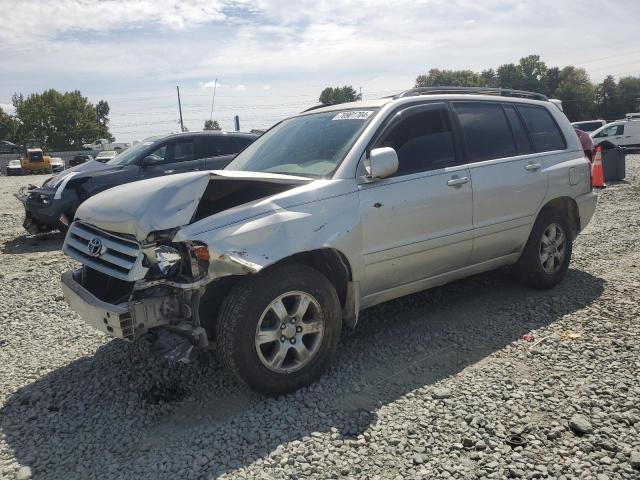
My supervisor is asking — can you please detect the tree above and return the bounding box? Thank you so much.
[0,106,19,141]
[11,89,113,150]
[516,55,547,93]
[497,63,524,90]
[553,67,595,121]
[480,69,499,88]
[415,68,481,87]
[595,75,620,120]
[543,67,561,98]
[318,86,361,105]
[204,119,221,130]
[616,76,640,116]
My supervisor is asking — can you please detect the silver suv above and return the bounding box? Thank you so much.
[61,87,597,395]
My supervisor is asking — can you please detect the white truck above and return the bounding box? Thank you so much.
[82,138,130,152]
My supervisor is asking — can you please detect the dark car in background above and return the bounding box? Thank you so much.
[16,131,258,233]
[574,128,595,161]
[0,141,20,154]
[70,154,94,167]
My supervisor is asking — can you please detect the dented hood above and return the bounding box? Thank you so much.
[74,170,310,241]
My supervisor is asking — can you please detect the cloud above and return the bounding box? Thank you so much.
[0,0,227,45]
[0,103,15,115]
[2,0,640,141]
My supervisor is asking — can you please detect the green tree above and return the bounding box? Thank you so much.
[415,68,481,87]
[516,55,548,93]
[11,89,113,150]
[204,119,221,130]
[616,76,640,116]
[595,75,620,120]
[480,69,499,88]
[96,100,114,141]
[0,106,19,141]
[543,67,561,98]
[553,67,595,121]
[318,86,361,105]
[497,63,524,90]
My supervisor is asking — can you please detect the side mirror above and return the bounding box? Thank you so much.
[140,155,157,166]
[367,147,398,179]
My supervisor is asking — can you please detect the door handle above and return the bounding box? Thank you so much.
[163,169,175,174]
[447,176,469,187]
[525,163,541,171]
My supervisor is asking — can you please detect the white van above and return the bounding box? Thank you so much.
[591,119,640,150]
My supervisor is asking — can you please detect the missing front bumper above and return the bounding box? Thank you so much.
[61,270,135,340]
[61,269,178,341]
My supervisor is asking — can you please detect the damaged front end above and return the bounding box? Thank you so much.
[61,222,213,362]
[61,170,315,362]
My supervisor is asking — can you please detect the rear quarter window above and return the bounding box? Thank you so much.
[517,105,566,152]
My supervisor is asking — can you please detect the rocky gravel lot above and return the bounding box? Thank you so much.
[1,158,639,480]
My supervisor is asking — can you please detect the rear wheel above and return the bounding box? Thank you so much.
[216,264,342,396]
[514,208,572,289]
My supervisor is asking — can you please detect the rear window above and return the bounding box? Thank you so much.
[517,105,566,152]
[452,102,517,162]
[575,121,603,132]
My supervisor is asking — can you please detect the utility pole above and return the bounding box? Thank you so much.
[209,78,218,122]
[359,86,362,101]
[177,85,185,132]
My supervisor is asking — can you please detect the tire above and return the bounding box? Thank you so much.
[514,207,572,289]
[216,264,342,396]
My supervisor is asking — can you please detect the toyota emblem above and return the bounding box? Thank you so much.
[87,237,103,257]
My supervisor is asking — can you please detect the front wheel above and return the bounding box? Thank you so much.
[514,208,572,289]
[216,264,342,396]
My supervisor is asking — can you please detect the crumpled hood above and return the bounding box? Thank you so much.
[74,170,311,241]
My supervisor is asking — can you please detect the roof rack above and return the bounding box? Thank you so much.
[301,104,327,112]
[394,86,549,102]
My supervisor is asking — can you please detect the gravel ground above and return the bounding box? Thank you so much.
[0,159,639,480]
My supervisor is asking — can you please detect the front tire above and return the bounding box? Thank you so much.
[514,207,572,289]
[216,264,342,396]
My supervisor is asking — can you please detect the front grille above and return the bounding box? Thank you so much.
[63,221,147,281]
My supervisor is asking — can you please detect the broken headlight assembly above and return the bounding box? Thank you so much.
[144,242,210,281]
[155,245,182,276]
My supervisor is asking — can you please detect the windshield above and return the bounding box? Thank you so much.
[106,141,153,165]
[225,109,378,177]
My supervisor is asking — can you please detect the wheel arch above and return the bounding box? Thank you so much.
[539,196,580,240]
[200,247,357,339]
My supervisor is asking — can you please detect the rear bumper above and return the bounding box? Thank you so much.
[61,270,134,340]
[576,191,598,231]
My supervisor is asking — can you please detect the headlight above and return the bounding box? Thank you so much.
[154,245,182,275]
[29,193,51,204]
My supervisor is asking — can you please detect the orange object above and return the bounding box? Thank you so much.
[591,146,605,188]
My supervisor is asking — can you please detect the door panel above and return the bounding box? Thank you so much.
[140,138,202,179]
[469,155,547,263]
[359,167,473,296]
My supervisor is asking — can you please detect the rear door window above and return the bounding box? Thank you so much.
[376,105,457,176]
[206,136,241,157]
[452,102,517,162]
[503,105,533,155]
[516,105,566,152]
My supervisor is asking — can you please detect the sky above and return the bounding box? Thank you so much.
[1,0,639,142]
